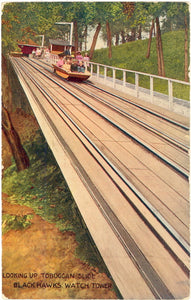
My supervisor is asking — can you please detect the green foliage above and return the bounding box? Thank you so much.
[2,2,64,54]
[2,1,189,62]
[2,130,107,272]
[2,214,33,234]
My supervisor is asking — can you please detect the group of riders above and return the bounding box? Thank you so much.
[32,46,90,73]
[56,51,90,73]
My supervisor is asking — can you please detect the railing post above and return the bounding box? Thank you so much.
[150,76,154,103]
[71,62,188,106]
[135,73,139,98]
[104,67,107,83]
[168,79,173,110]
[123,71,126,87]
[97,65,100,78]
[113,68,116,88]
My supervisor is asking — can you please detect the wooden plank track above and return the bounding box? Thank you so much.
[10,56,190,299]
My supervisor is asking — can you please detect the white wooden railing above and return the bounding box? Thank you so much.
[89,62,190,110]
[47,55,189,112]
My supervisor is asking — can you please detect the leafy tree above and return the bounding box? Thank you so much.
[2,2,64,54]
[122,3,166,75]
[122,2,137,41]
[89,23,102,59]
[89,2,123,59]
[146,2,189,79]
[20,2,64,45]
[2,3,25,54]
[164,2,189,81]
[101,19,126,46]
[139,2,166,76]
[146,19,155,59]
[2,2,189,78]
[59,2,96,52]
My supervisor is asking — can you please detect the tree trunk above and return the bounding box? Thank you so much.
[131,28,136,41]
[153,22,156,36]
[89,23,101,59]
[2,106,30,171]
[2,55,13,112]
[158,24,165,77]
[138,24,142,40]
[121,30,126,44]
[156,17,165,77]
[156,18,162,76]
[84,25,87,51]
[146,19,154,59]
[74,20,78,53]
[115,33,119,46]
[106,21,112,59]
[184,15,189,82]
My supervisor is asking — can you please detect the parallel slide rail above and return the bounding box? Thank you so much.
[23,57,189,179]
[30,57,190,131]
[11,57,190,254]
[66,80,189,152]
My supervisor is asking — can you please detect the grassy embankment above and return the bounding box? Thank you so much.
[92,30,190,101]
[2,131,105,269]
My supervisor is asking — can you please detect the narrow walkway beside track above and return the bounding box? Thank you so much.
[90,72,190,117]
[10,56,190,299]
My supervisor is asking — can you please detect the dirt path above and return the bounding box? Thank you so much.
[2,193,117,299]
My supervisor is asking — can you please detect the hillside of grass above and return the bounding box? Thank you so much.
[93,30,188,81]
[92,31,190,101]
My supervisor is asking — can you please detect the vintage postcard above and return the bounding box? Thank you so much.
[2,1,190,299]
